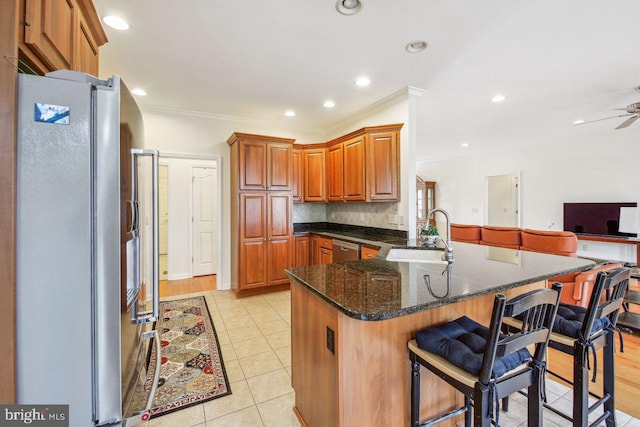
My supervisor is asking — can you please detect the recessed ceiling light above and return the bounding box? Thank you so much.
[323,100,335,108]
[355,76,370,87]
[572,119,585,125]
[491,94,506,103]
[335,0,362,15]
[405,40,428,53]
[103,15,129,30]
[461,143,469,148]
[131,88,147,96]
[285,110,296,117]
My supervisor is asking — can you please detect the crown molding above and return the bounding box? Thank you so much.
[326,86,426,135]
[140,104,326,136]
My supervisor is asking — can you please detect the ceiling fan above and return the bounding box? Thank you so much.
[580,86,640,129]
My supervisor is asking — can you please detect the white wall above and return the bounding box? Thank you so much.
[416,130,640,262]
[142,109,324,290]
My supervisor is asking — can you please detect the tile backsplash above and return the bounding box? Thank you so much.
[293,202,401,230]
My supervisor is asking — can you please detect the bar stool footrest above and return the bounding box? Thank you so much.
[419,406,469,427]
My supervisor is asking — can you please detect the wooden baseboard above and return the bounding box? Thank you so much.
[232,283,290,298]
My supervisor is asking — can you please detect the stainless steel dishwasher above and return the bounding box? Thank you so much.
[332,239,360,262]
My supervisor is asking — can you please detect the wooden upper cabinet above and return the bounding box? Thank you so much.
[24,0,75,70]
[21,0,107,75]
[343,136,366,201]
[228,133,294,191]
[239,140,267,190]
[303,147,327,202]
[327,143,344,202]
[291,148,303,203]
[76,8,100,76]
[366,129,400,201]
[267,143,292,191]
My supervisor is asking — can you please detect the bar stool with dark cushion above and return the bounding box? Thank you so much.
[408,284,562,427]
[451,223,482,244]
[547,267,630,427]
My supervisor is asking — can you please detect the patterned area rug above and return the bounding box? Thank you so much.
[146,296,231,418]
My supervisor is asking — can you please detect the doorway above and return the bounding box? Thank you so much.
[486,173,520,227]
[158,156,221,297]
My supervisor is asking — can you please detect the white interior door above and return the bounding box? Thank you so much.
[192,166,217,276]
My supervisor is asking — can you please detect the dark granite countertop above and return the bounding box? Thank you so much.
[285,242,595,321]
[293,222,408,255]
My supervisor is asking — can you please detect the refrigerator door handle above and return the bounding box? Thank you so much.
[127,199,138,234]
[122,329,162,427]
[143,330,161,412]
[130,148,160,324]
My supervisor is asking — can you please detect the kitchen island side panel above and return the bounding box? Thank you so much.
[291,278,543,426]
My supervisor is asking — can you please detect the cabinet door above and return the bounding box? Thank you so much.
[267,193,291,286]
[360,246,378,260]
[295,235,310,267]
[291,149,303,203]
[343,136,366,201]
[25,0,75,71]
[327,144,344,202]
[267,143,291,191]
[367,131,399,201]
[239,193,267,289]
[304,148,327,202]
[311,236,320,265]
[239,140,267,190]
[319,248,333,265]
[76,9,99,76]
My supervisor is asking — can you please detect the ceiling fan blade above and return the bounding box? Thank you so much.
[578,113,633,125]
[615,114,639,129]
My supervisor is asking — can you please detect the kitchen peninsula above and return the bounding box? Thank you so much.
[285,242,594,426]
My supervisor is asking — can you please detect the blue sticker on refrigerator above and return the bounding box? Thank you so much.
[34,102,70,124]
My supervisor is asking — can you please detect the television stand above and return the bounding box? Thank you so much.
[576,234,640,268]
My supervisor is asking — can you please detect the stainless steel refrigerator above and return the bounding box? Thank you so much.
[16,70,161,426]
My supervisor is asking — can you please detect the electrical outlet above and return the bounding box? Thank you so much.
[472,208,479,214]
[398,215,404,225]
[326,327,334,354]
[359,213,365,222]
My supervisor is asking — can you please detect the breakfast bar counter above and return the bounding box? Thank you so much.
[285,242,594,427]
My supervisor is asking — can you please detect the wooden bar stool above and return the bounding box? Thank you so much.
[408,284,562,427]
[546,267,630,427]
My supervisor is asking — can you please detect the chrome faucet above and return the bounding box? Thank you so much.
[427,208,454,262]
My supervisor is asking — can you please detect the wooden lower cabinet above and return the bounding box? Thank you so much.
[295,235,310,267]
[237,192,292,291]
[360,246,379,260]
[319,247,333,264]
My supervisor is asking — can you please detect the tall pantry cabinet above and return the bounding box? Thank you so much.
[228,133,295,297]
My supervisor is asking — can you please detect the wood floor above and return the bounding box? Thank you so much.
[547,277,640,419]
[159,274,217,298]
[157,274,640,419]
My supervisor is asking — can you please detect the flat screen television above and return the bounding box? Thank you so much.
[563,202,638,238]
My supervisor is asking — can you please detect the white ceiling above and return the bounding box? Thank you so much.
[94,0,640,162]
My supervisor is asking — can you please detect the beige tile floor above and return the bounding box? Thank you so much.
[140,289,640,427]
